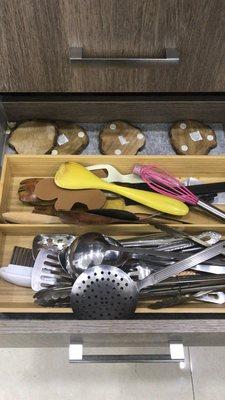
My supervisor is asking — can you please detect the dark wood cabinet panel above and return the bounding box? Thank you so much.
[0,0,225,92]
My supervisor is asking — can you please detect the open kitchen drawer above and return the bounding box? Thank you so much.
[0,155,225,349]
[0,94,225,350]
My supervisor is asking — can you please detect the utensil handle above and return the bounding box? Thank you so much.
[138,241,225,289]
[197,200,225,221]
[87,164,143,183]
[70,47,180,64]
[107,184,189,216]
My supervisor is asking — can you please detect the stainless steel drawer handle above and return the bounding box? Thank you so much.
[69,47,179,64]
[69,342,185,366]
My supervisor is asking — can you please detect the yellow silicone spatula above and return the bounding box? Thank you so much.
[54,162,189,216]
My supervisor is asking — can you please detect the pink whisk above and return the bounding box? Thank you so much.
[133,164,225,222]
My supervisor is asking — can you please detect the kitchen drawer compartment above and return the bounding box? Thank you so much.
[0,155,225,316]
[1,154,225,226]
[1,224,225,315]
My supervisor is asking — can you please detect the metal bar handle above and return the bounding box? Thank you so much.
[69,343,185,365]
[69,47,179,64]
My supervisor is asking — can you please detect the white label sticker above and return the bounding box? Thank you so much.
[189,130,203,142]
[118,135,129,145]
[57,134,69,145]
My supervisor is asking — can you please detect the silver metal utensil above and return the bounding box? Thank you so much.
[31,250,73,291]
[34,285,71,307]
[63,232,175,278]
[70,241,225,319]
[32,234,75,259]
[150,290,225,309]
[152,222,214,248]
[157,231,221,252]
[198,291,225,304]
[191,264,225,274]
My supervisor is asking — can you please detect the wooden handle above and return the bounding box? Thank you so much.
[2,212,62,224]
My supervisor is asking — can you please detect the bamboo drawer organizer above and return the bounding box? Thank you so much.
[0,154,225,314]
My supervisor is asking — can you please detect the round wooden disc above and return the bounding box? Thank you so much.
[99,120,146,155]
[8,120,57,154]
[52,122,89,155]
[169,120,217,155]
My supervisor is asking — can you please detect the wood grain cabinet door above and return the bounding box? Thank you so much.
[0,0,224,92]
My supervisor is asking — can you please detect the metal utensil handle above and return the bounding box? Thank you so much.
[152,221,209,247]
[138,241,225,289]
[197,200,225,221]
[106,244,174,259]
[70,47,179,63]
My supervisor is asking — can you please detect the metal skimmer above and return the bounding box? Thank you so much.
[71,241,225,319]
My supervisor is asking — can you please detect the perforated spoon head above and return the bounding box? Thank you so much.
[70,265,138,319]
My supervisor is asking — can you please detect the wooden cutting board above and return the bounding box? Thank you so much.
[99,120,146,155]
[52,122,89,154]
[169,120,217,155]
[8,120,57,154]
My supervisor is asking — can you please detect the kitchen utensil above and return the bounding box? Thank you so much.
[191,264,225,274]
[54,162,189,216]
[120,232,173,247]
[0,265,32,287]
[64,232,174,278]
[99,121,146,155]
[34,178,106,211]
[2,211,62,224]
[87,164,143,183]
[150,289,225,309]
[52,122,88,155]
[34,285,71,307]
[169,120,217,155]
[88,165,225,202]
[182,181,225,198]
[150,291,214,309]
[9,121,57,154]
[0,246,34,287]
[70,241,225,319]
[57,209,139,225]
[157,231,221,251]
[113,184,214,204]
[18,178,52,206]
[133,164,225,222]
[31,249,73,291]
[32,234,75,259]
[150,221,213,247]
[140,282,225,299]
[197,291,225,304]
[103,198,126,209]
[10,246,34,267]
[32,232,171,261]
[89,208,190,225]
[115,182,218,202]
